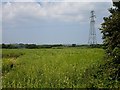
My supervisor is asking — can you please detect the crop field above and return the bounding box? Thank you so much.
[2,48,104,88]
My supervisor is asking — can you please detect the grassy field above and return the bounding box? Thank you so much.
[2,48,104,88]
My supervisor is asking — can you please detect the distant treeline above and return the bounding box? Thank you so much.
[1,43,103,49]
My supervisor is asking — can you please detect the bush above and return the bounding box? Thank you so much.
[100,1,120,64]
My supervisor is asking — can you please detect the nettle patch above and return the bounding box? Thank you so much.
[2,52,24,59]
[2,51,24,75]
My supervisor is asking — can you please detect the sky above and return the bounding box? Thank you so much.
[1,0,113,45]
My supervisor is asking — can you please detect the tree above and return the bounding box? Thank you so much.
[25,44,38,49]
[72,44,76,47]
[100,1,120,64]
[2,43,6,48]
[81,2,120,88]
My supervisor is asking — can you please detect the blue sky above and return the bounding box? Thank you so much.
[2,1,112,45]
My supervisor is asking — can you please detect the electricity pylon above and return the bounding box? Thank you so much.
[88,10,97,45]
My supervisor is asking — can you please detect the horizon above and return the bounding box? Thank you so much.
[1,43,103,45]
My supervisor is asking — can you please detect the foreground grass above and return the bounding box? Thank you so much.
[2,48,104,88]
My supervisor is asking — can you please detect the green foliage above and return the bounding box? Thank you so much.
[100,1,120,83]
[100,1,120,82]
[2,50,24,75]
[100,1,120,63]
[83,1,120,88]
[2,48,104,88]
[81,56,120,88]
[2,50,24,58]
[1,43,104,49]
[71,2,120,88]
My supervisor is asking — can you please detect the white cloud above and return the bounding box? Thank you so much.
[2,0,36,2]
[2,2,97,23]
[2,0,112,2]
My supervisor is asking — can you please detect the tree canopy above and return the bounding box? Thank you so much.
[100,1,120,64]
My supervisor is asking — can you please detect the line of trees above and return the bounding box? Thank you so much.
[1,43,63,49]
[1,43,103,49]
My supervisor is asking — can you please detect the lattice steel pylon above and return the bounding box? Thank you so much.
[88,10,97,45]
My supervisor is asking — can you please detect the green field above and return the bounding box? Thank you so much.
[2,48,104,88]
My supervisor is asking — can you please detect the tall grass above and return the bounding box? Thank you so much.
[2,48,104,88]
